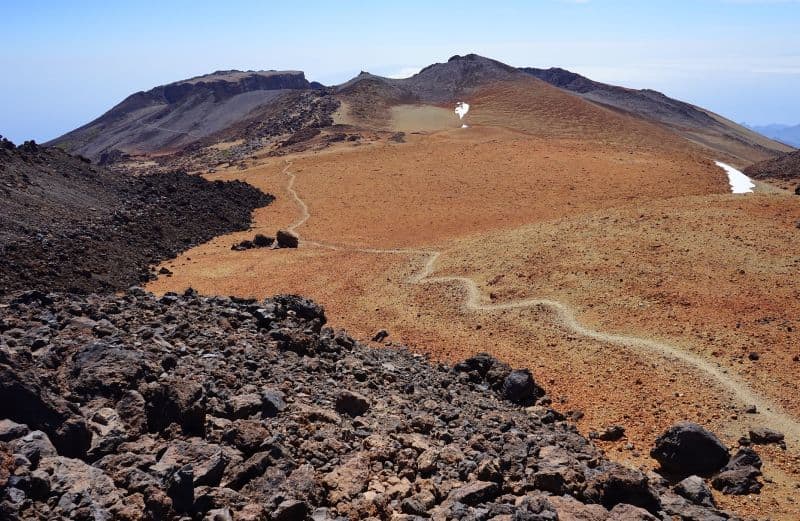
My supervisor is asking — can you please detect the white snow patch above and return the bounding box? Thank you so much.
[455,101,470,120]
[715,161,755,194]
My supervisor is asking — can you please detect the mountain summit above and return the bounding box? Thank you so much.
[49,70,326,160]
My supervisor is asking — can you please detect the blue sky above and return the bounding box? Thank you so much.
[1,0,799,143]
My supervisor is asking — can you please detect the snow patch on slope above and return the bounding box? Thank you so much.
[455,102,470,128]
[715,161,755,194]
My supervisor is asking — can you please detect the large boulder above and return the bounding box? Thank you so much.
[0,367,91,458]
[276,230,299,248]
[37,456,127,519]
[650,422,729,477]
[70,340,150,398]
[585,464,661,515]
[502,369,542,405]
[335,390,370,417]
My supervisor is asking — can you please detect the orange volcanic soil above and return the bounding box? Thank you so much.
[149,111,800,517]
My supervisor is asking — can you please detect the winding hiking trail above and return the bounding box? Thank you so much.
[282,161,800,444]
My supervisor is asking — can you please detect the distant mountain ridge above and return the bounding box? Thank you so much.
[48,54,792,165]
[747,123,800,148]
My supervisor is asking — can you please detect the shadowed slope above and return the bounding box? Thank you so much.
[47,71,323,160]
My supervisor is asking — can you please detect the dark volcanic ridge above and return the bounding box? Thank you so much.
[1,289,754,520]
[744,149,800,189]
[48,70,336,161]
[338,54,521,103]
[0,136,273,295]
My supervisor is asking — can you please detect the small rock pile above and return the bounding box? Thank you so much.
[232,231,299,251]
[1,290,746,520]
[650,422,767,496]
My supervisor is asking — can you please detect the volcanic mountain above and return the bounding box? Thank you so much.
[48,70,334,161]
[10,53,800,521]
[50,54,791,167]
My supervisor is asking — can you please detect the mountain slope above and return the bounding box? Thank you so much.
[0,135,271,294]
[47,70,332,161]
[521,67,793,164]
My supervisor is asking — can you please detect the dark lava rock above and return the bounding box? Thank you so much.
[0,143,273,296]
[711,447,764,495]
[70,340,149,398]
[252,234,274,247]
[446,480,499,505]
[272,499,309,521]
[0,291,741,521]
[276,229,299,248]
[502,369,542,405]
[712,466,763,495]
[231,240,254,251]
[142,379,206,435]
[674,475,715,507]
[587,464,661,514]
[166,464,194,513]
[0,419,29,442]
[335,390,370,417]
[748,427,784,445]
[232,234,274,251]
[262,388,287,417]
[726,447,762,470]
[0,367,91,458]
[598,425,626,441]
[650,422,730,477]
[372,329,389,342]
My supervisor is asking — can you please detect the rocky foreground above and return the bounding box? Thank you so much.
[0,289,754,520]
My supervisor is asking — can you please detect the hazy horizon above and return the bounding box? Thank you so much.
[2,0,799,144]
